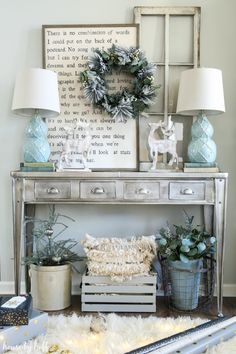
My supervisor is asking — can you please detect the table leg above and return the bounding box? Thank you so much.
[25,204,36,293]
[203,205,213,235]
[12,178,24,295]
[214,178,228,317]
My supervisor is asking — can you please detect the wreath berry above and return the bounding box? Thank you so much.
[80,45,158,122]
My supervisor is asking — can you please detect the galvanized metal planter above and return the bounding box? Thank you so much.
[160,256,216,312]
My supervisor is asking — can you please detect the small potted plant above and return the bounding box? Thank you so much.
[156,212,216,310]
[24,205,83,311]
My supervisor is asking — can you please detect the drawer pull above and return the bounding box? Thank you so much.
[181,188,194,195]
[47,187,60,195]
[137,188,150,195]
[91,187,105,195]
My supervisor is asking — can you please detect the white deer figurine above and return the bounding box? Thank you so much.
[58,121,92,171]
[148,116,178,170]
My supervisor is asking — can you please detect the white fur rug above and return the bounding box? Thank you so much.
[7,313,236,354]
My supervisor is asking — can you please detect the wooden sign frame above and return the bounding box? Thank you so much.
[42,24,139,171]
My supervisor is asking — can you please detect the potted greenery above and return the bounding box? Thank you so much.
[156,212,216,310]
[24,205,83,311]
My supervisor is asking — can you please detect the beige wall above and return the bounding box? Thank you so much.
[1,0,236,291]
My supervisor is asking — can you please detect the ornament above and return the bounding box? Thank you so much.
[80,45,159,122]
[90,314,107,333]
[52,256,61,263]
[45,227,53,239]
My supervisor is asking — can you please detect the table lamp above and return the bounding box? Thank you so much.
[12,68,60,163]
[176,68,225,165]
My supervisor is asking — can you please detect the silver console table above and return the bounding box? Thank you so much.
[11,171,228,316]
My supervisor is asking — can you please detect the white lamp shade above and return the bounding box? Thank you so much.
[176,68,225,116]
[12,68,60,117]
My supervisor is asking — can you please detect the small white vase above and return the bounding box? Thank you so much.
[29,264,71,311]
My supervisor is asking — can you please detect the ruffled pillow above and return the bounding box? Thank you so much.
[81,234,157,281]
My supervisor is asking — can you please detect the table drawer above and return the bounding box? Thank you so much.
[123,182,160,200]
[169,182,206,200]
[35,181,72,199]
[80,181,116,200]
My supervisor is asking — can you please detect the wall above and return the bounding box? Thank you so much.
[1,0,236,294]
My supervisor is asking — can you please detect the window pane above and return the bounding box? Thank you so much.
[148,66,164,114]
[141,15,165,63]
[169,16,194,63]
[171,115,192,162]
[168,65,194,113]
[139,114,191,164]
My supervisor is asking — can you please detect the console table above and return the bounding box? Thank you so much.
[11,171,228,316]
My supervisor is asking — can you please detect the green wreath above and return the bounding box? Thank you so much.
[80,45,158,122]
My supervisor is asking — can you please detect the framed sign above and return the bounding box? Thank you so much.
[43,24,139,170]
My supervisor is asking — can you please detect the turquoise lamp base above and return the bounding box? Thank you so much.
[187,113,217,164]
[23,114,50,163]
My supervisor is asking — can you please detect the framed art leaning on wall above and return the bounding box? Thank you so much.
[43,24,139,171]
[134,6,201,170]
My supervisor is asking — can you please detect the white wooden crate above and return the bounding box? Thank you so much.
[81,273,157,312]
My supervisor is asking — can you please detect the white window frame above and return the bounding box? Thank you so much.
[134,6,201,169]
